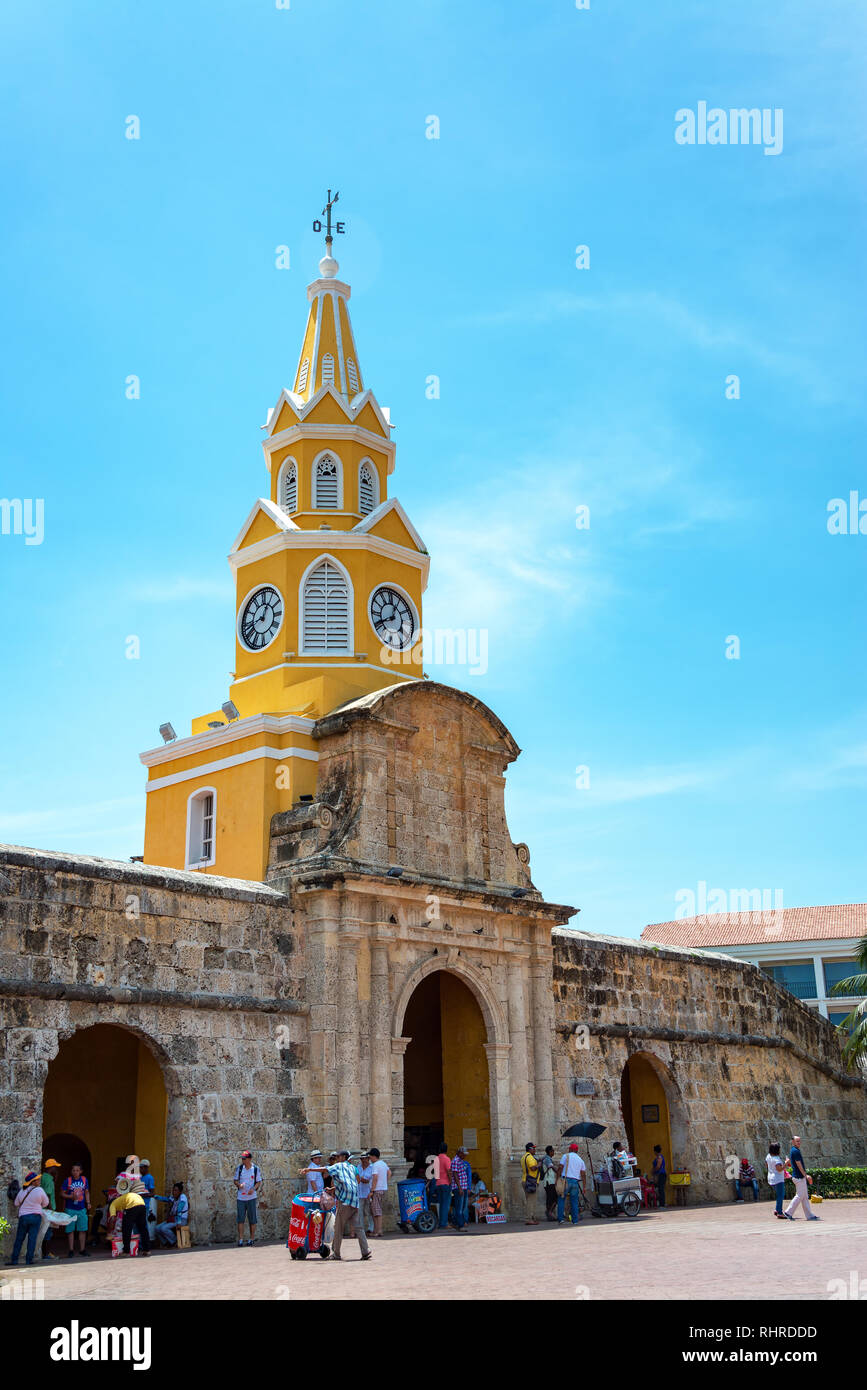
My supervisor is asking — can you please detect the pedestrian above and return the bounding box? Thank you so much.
[368,1147,392,1238]
[356,1152,375,1235]
[784,1135,818,1221]
[108,1189,151,1257]
[154,1183,190,1246]
[37,1158,62,1261]
[450,1147,471,1231]
[305,1150,327,1196]
[652,1144,667,1209]
[300,1149,372,1261]
[557,1143,586,1225]
[4,1172,49,1267]
[736,1158,759,1202]
[234,1150,262,1246]
[765,1143,788,1219]
[540,1145,558,1221]
[61,1163,91,1257]
[433,1144,452,1228]
[521,1142,540,1225]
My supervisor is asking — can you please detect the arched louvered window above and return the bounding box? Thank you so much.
[297,358,310,394]
[186,787,216,868]
[346,358,359,393]
[281,459,297,513]
[314,454,340,509]
[321,354,335,388]
[302,560,351,653]
[359,462,377,516]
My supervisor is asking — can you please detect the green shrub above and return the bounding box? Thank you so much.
[810,1167,867,1198]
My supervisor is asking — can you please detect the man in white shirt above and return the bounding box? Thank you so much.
[305,1150,326,1196]
[558,1144,586,1225]
[367,1147,391,1239]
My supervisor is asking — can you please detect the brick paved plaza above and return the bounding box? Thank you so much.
[7,1200,865,1302]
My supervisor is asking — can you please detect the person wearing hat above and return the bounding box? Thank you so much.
[5,1172,49,1267]
[139,1159,157,1231]
[233,1150,262,1246]
[557,1143,586,1225]
[299,1149,371,1261]
[37,1158,62,1261]
[450,1147,472,1232]
[305,1150,327,1196]
[108,1188,151,1257]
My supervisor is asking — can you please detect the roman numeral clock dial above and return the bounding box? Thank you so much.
[238,586,284,652]
[369,585,416,651]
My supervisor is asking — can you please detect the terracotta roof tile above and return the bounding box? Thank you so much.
[640,903,867,949]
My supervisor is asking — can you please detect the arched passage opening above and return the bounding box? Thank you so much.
[42,1024,168,1211]
[402,971,493,1188]
[620,1051,683,1179]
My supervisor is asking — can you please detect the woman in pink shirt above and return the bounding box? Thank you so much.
[435,1145,452,1229]
[6,1172,49,1266]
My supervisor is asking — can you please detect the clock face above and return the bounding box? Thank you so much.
[239,585,284,652]
[369,584,416,651]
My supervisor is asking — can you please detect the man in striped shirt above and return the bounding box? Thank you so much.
[301,1149,372,1262]
[450,1147,471,1232]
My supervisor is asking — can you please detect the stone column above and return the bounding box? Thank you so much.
[530,947,557,1147]
[337,931,362,1148]
[507,956,533,1143]
[369,937,392,1148]
[484,1041,513,1193]
[390,1035,411,1156]
[303,892,340,1154]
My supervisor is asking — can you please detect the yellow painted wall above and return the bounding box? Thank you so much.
[441,974,493,1189]
[42,1026,167,1206]
[623,1054,672,1178]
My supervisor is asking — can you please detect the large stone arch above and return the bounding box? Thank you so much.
[391,952,512,1193]
[621,1048,688,1180]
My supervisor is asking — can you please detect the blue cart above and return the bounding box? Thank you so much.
[396,1179,437,1234]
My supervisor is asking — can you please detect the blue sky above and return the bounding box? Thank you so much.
[1,0,864,935]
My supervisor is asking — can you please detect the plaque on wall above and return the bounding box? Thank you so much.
[573,1078,596,1096]
[462,1128,477,1150]
[641,1104,660,1123]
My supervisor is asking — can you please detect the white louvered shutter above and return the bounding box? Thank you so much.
[297,358,310,393]
[315,455,339,508]
[359,464,375,516]
[303,562,350,652]
[321,354,335,388]
[346,358,359,393]
[282,462,297,512]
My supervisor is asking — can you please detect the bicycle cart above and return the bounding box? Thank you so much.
[593,1175,642,1219]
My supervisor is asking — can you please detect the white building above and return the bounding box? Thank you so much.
[641,904,866,1026]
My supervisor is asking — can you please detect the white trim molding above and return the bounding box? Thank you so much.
[148,746,319,795]
[140,711,316,769]
[228,528,431,592]
[185,785,217,869]
[231,496,299,553]
[352,495,428,553]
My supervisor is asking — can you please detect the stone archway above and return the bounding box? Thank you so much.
[620,1050,687,1180]
[392,955,512,1193]
[42,1023,170,1209]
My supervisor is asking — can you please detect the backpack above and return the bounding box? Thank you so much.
[6,1179,20,1202]
[236,1164,261,1186]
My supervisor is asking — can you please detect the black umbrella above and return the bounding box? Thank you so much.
[562,1122,606,1140]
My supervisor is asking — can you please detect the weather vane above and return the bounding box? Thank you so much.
[312,188,345,251]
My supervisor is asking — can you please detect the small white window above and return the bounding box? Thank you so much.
[321,354,335,388]
[346,358,359,392]
[359,462,377,516]
[281,459,297,512]
[314,454,340,509]
[297,358,310,393]
[187,788,216,868]
[302,560,351,653]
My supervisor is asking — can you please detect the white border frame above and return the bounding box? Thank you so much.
[185,785,217,869]
[367,579,420,652]
[236,580,286,655]
[298,552,354,656]
[358,456,380,516]
[311,448,344,510]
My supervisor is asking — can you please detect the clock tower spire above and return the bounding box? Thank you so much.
[140,203,430,881]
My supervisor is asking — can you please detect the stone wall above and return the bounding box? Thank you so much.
[552,929,867,1202]
[0,846,308,1246]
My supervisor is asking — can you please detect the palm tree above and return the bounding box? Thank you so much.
[830,935,867,1068]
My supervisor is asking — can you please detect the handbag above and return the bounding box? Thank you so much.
[555,1176,566,1198]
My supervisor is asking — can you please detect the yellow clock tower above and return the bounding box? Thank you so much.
[140,204,429,880]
